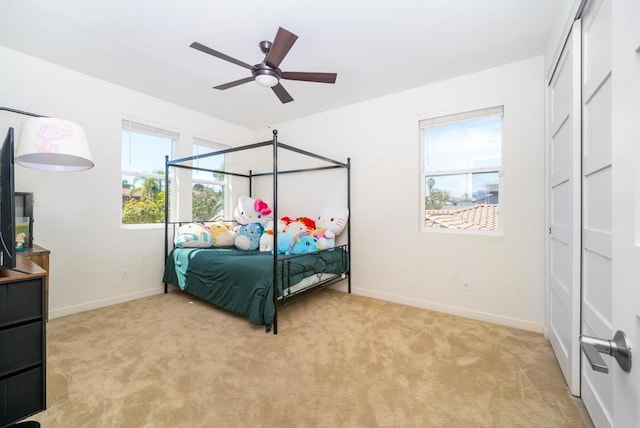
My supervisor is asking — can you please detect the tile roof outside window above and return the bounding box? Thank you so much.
[425,204,499,230]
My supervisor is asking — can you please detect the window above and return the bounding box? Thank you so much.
[121,120,176,225]
[420,106,503,232]
[191,138,229,221]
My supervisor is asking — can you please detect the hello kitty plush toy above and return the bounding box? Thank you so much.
[314,206,349,250]
[234,195,273,227]
[234,195,273,250]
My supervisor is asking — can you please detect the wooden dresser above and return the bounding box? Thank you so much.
[0,259,47,426]
[17,244,50,321]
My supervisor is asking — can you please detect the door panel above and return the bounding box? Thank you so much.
[582,0,611,98]
[547,19,581,396]
[580,0,614,425]
[609,0,640,423]
[583,78,612,170]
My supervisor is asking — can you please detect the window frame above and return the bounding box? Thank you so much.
[419,106,504,235]
[121,119,177,227]
[191,137,230,222]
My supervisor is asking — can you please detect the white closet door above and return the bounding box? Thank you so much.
[580,1,614,425]
[579,0,640,425]
[547,19,581,396]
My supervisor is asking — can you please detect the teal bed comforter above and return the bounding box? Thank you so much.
[163,247,348,330]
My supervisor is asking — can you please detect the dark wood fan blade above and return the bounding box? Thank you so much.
[265,27,298,69]
[190,41,253,70]
[271,83,294,103]
[214,76,254,90]
[281,72,337,84]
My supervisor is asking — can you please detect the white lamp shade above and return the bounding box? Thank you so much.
[255,74,279,88]
[16,117,94,172]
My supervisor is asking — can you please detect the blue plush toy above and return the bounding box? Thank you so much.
[234,222,264,251]
[276,232,319,255]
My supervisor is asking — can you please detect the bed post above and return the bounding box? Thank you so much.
[164,154,170,294]
[347,157,351,294]
[272,129,279,334]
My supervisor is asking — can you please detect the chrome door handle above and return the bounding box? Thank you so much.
[580,330,632,373]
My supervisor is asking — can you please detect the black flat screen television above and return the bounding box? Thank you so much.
[0,127,16,270]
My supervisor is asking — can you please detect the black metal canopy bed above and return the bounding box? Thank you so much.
[162,130,351,334]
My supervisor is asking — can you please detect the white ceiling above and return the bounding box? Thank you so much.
[0,0,565,130]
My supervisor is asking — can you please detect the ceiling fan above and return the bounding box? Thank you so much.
[190,27,337,104]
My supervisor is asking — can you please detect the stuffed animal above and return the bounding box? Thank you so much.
[209,221,236,247]
[291,234,319,255]
[313,228,336,250]
[261,216,315,252]
[234,195,273,227]
[234,222,264,251]
[314,206,349,250]
[280,216,293,227]
[259,219,287,252]
[276,232,319,255]
[15,232,27,250]
[284,217,316,235]
[175,223,213,248]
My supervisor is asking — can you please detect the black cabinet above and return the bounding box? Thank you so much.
[0,268,46,427]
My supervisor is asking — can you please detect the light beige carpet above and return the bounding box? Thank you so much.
[28,289,592,427]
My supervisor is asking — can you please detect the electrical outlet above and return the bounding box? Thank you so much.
[122,269,129,280]
[462,279,470,291]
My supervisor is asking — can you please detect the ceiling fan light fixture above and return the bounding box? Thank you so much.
[191,27,337,103]
[255,73,279,88]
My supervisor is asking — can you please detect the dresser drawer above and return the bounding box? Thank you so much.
[0,322,43,376]
[0,366,44,424]
[0,279,43,325]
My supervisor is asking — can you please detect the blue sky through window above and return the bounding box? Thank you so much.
[192,144,224,181]
[121,130,172,174]
[423,115,502,172]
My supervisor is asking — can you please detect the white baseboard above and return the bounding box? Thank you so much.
[49,284,544,334]
[352,287,544,333]
[49,287,164,320]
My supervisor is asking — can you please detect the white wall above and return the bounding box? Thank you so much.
[0,46,254,318]
[270,56,547,331]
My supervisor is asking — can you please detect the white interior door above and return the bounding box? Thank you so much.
[580,0,639,425]
[609,0,640,423]
[547,19,582,396]
[580,0,613,424]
